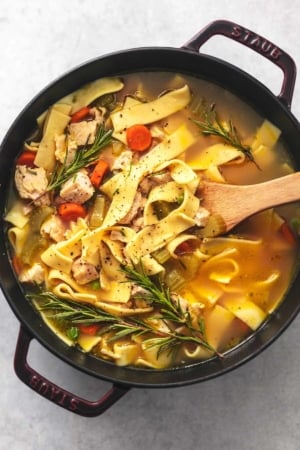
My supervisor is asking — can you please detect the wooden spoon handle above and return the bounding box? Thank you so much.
[202,172,300,231]
[239,171,300,212]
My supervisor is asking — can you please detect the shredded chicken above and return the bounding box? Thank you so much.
[120,191,145,225]
[71,257,99,285]
[68,108,105,146]
[194,207,210,227]
[15,165,50,206]
[132,216,144,232]
[40,214,67,242]
[111,150,133,171]
[90,106,106,120]
[22,202,34,216]
[138,170,173,196]
[149,124,166,140]
[139,176,156,196]
[131,284,149,297]
[60,170,94,204]
[150,170,172,186]
[110,230,128,242]
[19,263,45,284]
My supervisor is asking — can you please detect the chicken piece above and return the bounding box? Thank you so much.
[60,170,94,204]
[40,214,67,242]
[54,134,77,165]
[131,284,149,298]
[68,109,104,146]
[132,216,144,232]
[68,120,98,146]
[15,165,50,206]
[19,263,45,284]
[149,124,166,140]
[110,230,128,242]
[71,257,99,285]
[22,202,34,216]
[90,107,106,121]
[111,150,133,171]
[119,191,145,225]
[139,176,156,196]
[150,170,172,186]
[194,207,210,227]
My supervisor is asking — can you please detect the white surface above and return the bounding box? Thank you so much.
[1,1,300,449]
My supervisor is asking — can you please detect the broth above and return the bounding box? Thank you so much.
[4,72,300,369]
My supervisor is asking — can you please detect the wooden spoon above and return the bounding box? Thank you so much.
[200,172,300,232]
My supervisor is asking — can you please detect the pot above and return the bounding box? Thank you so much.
[1,20,300,417]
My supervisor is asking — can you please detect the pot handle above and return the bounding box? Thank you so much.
[14,325,130,417]
[182,19,296,109]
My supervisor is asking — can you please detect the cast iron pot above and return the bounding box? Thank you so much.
[1,20,300,417]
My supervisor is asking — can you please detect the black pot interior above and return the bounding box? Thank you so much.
[1,47,300,387]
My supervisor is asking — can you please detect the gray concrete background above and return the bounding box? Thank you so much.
[1,1,300,449]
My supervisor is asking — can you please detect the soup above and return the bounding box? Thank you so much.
[4,72,300,369]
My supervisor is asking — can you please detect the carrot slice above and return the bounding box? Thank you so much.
[126,124,152,151]
[57,203,87,222]
[16,151,36,167]
[90,159,109,188]
[70,106,91,123]
[12,255,22,275]
[175,240,197,255]
[78,324,100,336]
[235,318,251,334]
[279,221,298,245]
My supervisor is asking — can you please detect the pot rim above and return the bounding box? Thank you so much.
[1,45,300,388]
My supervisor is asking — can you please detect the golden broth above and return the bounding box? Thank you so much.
[5,71,300,369]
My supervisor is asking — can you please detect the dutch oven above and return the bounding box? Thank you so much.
[1,20,300,417]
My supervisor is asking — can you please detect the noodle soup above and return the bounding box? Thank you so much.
[4,72,300,369]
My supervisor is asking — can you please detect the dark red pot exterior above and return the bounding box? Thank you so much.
[1,20,300,416]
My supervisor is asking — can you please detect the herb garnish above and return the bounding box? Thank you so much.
[193,103,259,168]
[46,126,112,192]
[28,264,217,359]
[121,264,192,327]
[121,264,216,355]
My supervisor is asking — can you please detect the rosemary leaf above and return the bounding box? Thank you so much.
[46,126,112,192]
[121,264,184,321]
[107,322,150,342]
[143,336,180,357]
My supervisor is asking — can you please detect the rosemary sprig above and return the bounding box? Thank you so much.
[120,264,215,354]
[144,333,212,357]
[121,264,191,327]
[193,103,259,168]
[29,291,155,338]
[46,126,112,192]
[27,262,217,358]
[28,291,116,324]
